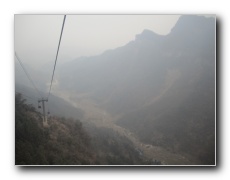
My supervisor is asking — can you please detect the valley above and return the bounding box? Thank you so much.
[15,15,215,165]
[54,88,202,165]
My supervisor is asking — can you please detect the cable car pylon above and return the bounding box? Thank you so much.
[38,98,48,127]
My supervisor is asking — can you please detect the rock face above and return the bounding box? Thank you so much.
[57,15,215,165]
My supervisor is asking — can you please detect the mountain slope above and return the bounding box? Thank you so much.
[15,83,84,120]
[53,15,215,165]
[15,93,149,165]
[15,93,93,165]
[57,15,215,115]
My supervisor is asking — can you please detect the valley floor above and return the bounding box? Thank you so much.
[54,90,203,165]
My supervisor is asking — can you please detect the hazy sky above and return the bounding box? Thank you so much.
[15,15,180,67]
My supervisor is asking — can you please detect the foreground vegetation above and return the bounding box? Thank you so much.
[15,93,149,165]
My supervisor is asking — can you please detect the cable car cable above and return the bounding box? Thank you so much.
[15,52,43,98]
[47,15,66,100]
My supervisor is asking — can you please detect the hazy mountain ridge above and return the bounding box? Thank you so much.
[15,15,215,165]
[115,15,215,164]
[57,15,215,115]
[55,15,215,164]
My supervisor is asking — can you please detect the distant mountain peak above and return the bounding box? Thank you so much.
[170,15,215,35]
[142,29,157,35]
[135,29,163,41]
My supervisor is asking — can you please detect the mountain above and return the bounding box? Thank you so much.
[115,15,216,164]
[56,15,215,119]
[54,15,215,165]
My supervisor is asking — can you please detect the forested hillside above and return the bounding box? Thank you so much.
[15,93,93,165]
[15,93,148,165]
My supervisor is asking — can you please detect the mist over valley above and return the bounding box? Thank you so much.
[15,15,215,165]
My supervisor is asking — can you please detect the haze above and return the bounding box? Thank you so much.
[15,15,215,165]
[15,15,180,67]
